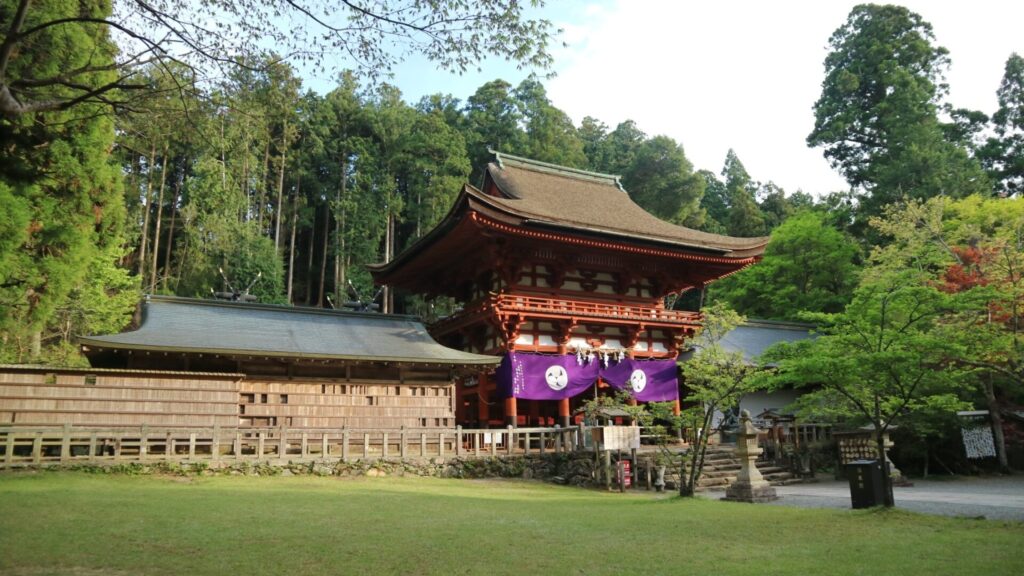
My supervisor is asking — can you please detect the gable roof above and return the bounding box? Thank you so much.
[719,319,815,362]
[476,152,769,258]
[679,319,815,364]
[80,296,499,366]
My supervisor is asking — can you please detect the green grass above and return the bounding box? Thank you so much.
[0,473,1021,576]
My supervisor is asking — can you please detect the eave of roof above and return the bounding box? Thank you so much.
[80,295,500,367]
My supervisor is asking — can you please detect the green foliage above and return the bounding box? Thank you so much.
[979,53,1024,196]
[678,303,762,495]
[808,4,988,226]
[711,211,860,320]
[760,269,967,442]
[622,135,705,225]
[0,0,129,362]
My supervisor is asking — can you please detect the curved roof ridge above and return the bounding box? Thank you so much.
[491,150,625,192]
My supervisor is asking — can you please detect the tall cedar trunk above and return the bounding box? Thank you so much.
[149,150,169,292]
[382,211,392,313]
[258,140,269,230]
[274,119,288,250]
[984,377,1011,473]
[162,177,179,291]
[219,115,226,190]
[241,151,248,221]
[305,209,316,305]
[317,197,330,307]
[334,153,347,305]
[287,171,300,303]
[120,153,139,267]
[137,143,157,282]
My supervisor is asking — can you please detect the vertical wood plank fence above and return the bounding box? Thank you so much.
[0,425,581,468]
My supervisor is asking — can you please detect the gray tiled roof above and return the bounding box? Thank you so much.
[80,296,499,366]
[679,319,814,364]
[719,320,814,362]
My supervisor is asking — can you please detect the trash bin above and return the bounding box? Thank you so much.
[846,459,885,509]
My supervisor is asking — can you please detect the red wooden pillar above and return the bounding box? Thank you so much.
[558,398,570,428]
[504,396,518,427]
[673,399,681,416]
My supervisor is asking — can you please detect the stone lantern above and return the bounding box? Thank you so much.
[723,410,778,503]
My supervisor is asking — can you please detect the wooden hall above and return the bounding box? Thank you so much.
[0,295,498,430]
[370,152,769,428]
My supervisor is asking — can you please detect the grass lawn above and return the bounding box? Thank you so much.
[0,473,1021,576]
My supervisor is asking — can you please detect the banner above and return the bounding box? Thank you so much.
[496,352,600,400]
[599,357,681,402]
[495,352,678,402]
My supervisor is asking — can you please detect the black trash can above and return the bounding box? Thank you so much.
[846,459,885,509]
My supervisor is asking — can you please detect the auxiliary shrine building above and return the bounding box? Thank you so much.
[371,153,769,428]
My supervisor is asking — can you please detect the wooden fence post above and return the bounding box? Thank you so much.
[139,425,148,459]
[188,433,197,459]
[420,433,427,458]
[212,426,221,462]
[455,426,462,457]
[6,430,16,465]
[32,432,42,465]
[554,425,562,453]
[233,431,242,459]
[88,432,96,459]
[278,426,288,459]
[382,432,389,459]
[342,430,350,462]
[321,433,329,458]
[301,432,308,459]
[363,433,370,459]
[60,424,71,463]
[400,427,407,459]
[438,431,445,459]
[257,431,265,460]
[507,426,514,456]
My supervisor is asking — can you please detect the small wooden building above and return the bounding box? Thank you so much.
[370,152,769,427]
[1,296,498,429]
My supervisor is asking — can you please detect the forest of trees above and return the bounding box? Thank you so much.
[3,2,1024,473]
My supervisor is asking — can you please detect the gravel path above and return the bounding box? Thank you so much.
[764,476,1024,521]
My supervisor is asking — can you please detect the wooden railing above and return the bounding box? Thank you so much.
[433,294,702,335]
[493,294,702,324]
[0,424,581,468]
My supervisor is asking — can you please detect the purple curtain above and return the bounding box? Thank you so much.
[495,352,679,402]
[599,357,680,402]
[496,352,600,400]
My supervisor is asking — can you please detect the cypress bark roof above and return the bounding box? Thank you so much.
[476,152,769,257]
[80,296,499,366]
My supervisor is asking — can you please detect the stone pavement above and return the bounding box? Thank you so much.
[764,475,1024,522]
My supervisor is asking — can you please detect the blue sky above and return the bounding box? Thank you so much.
[303,0,1024,197]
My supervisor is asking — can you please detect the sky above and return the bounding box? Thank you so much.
[317,1,1024,197]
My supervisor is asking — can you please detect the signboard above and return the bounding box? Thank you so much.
[592,425,641,451]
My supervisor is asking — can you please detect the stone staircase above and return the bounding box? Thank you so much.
[694,444,800,492]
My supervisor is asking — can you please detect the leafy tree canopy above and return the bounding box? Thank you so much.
[711,211,860,320]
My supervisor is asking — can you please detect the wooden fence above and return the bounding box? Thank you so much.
[0,424,581,468]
